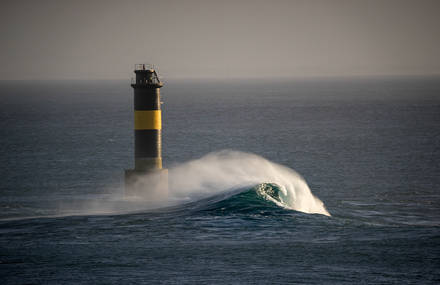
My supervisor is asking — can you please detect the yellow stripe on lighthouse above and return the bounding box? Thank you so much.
[134,110,162,130]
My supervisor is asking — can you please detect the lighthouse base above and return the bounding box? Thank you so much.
[124,169,168,200]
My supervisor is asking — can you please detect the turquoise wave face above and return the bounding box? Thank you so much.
[172,183,296,215]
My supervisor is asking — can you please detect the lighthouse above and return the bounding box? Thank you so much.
[125,64,168,198]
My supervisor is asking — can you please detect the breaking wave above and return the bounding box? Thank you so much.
[167,150,330,216]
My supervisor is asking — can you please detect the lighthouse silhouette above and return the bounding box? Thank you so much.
[125,64,168,198]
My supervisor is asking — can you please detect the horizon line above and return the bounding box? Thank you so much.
[1,73,440,82]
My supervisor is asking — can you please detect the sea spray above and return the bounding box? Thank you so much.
[40,150,330,218]
[167,150,330,216]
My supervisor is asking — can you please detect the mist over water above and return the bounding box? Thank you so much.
[55,150,330,218]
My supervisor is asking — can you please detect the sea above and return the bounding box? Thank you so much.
[0,77,439,284]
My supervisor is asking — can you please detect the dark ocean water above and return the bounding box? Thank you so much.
[0,77,439,284]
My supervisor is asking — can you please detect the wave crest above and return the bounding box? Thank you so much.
[168,150,330,216]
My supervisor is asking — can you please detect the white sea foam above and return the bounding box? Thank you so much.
[168,150,330,216]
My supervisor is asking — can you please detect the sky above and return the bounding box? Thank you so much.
[1,0,439,80]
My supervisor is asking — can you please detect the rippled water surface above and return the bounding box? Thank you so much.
[0,78,439,284]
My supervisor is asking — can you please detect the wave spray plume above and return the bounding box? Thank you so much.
[167,150,330,216]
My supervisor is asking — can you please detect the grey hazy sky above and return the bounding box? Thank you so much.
[1,0,439,79]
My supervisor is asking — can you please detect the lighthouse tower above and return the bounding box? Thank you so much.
[125,64,168,198]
